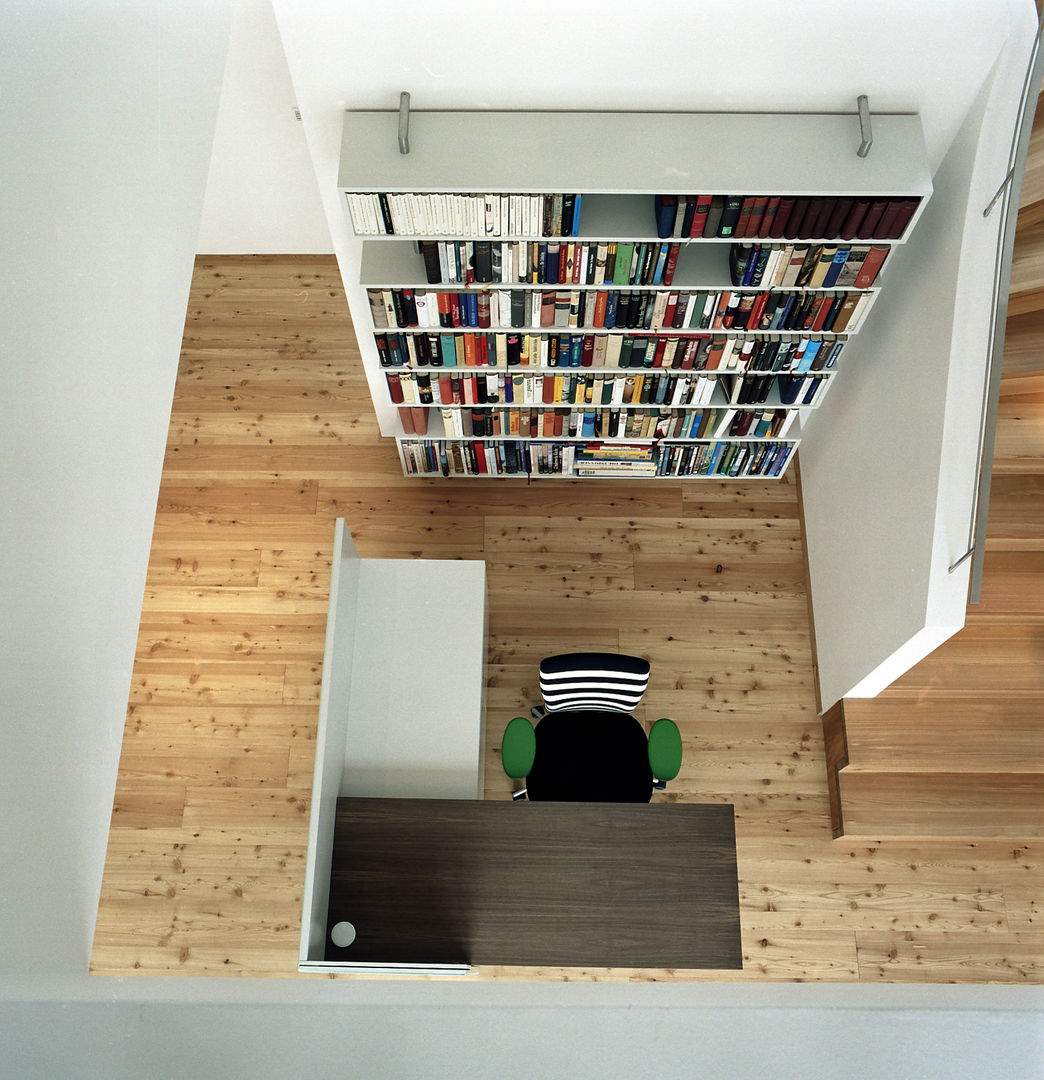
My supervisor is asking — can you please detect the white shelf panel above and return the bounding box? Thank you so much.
[339,111,932,199]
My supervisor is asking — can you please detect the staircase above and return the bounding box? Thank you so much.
[823,93,1044,839]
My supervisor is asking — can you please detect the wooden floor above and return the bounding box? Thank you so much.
[90,254,1042,983]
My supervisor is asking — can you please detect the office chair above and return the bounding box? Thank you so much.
[501,653,682,801]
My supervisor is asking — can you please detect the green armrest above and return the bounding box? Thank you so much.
[502,716,536,779]
[647,718,682,782]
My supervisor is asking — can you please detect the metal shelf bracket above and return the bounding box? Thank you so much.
[857,95,872,158]
[398,92,410,155]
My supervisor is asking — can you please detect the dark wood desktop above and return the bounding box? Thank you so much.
[325,798,742,969]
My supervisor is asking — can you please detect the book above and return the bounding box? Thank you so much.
[654,194,677,238]
[702,195,725,238]
[853,245,889,288]
[717,195,744,237]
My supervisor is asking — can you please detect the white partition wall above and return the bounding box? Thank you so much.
[299,520,486,974]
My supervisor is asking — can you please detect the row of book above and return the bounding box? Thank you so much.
[388,367,826,411]
[371,285,870,336]
[402,403,799,442]
[377,330,845,375]
[347,192,582,237]
[413,238,887,290]
[654,193,920,242]
[419,239,679,288]
[729,243,886,290]
[399,437,793,478]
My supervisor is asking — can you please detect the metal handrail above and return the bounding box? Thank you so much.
[951,13,1044,602]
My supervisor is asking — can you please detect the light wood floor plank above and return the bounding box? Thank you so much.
[91,255,1044,985]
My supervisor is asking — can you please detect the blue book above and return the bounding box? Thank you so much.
[440,333,457,367]
[570,336,583,367]
[654,195,677,238]
[741,245,760,287]
[465,293,479,326]
[771,294,796,330]
[604,291,619,328]
[571,194,582,236]
[797,339,821,373]
[822,246,849,288]
[652,244,668,285]
[581,411,596,437]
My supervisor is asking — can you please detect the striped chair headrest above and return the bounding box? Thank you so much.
[538,652,651,714]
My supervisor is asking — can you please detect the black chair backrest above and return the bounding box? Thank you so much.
[538,652,650,714]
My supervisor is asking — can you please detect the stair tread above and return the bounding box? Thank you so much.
[838,771,1044,837]
[841,694,1043,771]
[889,623,1044,694]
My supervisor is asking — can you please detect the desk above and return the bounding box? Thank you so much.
[325,798,742,969]
[527,709,653,802]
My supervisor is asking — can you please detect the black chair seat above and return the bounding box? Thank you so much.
[525,708,653,803]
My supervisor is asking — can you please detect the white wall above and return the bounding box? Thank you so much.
[3,3,1043,1076]
[197,0,331,253]
[0,0,232,979]
[801,14,1037,704]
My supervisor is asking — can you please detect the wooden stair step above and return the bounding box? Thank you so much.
[837,769,1044,837]
[966,549,1044,618]
[890,623,1044,693]
[1001,307,1044,381]
[983,474,1044,540]
[840,693,1044,772]
[991,396,1044,473]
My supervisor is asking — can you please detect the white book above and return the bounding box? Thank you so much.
[712,407,736,437]
[683,293,699,327]
[719,338,738,370]
[368,193,384,234]
[605,335,623,368]
[651,292,669,330]
[437,241,450,284]
[498,290,511,326]
[414,292,429,328]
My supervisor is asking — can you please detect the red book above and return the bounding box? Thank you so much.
[438,374,454,401]
[713,291,731,329]
[705,338,726,369]
[662,243,681,286]
[411,406,429,435]
[539,291,555,327]
[477,292,491,328]
[825,197,853,238]
[678,337,701,369]
[662,292,678,328]
[734,196,757,238]
[386,372,404,403]
[768,197,795,238]
[874,198,919,240]
[559,243,568,284]
[745,196,769,238]
[436,291,452,325]
[651,338,667,367]
[839,198,871,240]
[757,196,781,238]
[688,195,713,237]
[581,335,595,366]
[810,295,833,332]
[570,243,581,284]
[449,293,462,327]
[853,246,889,288]
[474,335,488,366]
[856,200,889,239]
[398,406,414,433]
[747,291,770,330]
[553,409,564,436]
[783,197,811,239]
[542,375,555,403]
[593,290,608,327]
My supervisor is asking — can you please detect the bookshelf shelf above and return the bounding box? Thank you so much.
[337,108,932,480]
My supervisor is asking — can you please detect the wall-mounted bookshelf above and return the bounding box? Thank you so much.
[338,109,932,479]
